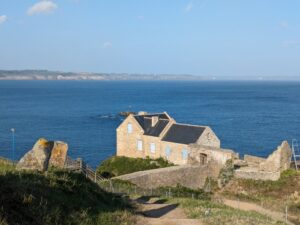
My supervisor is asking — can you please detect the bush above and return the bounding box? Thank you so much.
[158,184,211,200]
[218,160,234,187]
[97,156,174,178]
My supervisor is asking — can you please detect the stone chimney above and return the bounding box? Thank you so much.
[151,116,159,127]
[138,111,147,115]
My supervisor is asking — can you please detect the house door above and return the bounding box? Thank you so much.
[200,153,208,165]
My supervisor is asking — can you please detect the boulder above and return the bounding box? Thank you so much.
[48,141,68,168]
[16,138,53,171]
[17,138,69,171]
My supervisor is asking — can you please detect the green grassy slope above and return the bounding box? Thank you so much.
[97,156,174,178]
[0,160,135,225]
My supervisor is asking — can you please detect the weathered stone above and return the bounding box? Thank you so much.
[234,141,292,181]
[259,141,292,172]
[244,155,265,166]
[233,159,248,167]
[48,141,68,168]
[16,138,53,171]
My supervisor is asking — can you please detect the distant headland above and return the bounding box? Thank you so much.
[1,70,299,81]
[0,70,206,81]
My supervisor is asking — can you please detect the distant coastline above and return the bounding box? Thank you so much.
[0,70,299,81]
[0,70,206,81]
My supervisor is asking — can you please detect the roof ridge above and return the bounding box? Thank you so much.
[173,122,208,128]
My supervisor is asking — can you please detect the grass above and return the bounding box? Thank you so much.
[0,160,136,225]
[221,169,300,224]
[97,156,174,178]
[0,158,15,173]
[166,198,287,225]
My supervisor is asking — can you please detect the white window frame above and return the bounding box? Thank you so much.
[182,149,189,160]
[127,123,132,134]
[137,140,143,151]
[150,143,156,153]
[165,146,171,159]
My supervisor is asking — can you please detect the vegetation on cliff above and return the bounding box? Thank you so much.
[97,156,174,178]
[221,169,300,224]
[0,160,135,225]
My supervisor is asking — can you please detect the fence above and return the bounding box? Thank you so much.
[63,157,212,200]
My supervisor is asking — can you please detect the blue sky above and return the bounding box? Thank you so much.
[0,0,299,77]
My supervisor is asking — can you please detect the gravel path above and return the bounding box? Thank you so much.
[136,199,202,225]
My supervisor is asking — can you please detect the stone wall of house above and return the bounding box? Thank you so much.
[115,165,212,189]
[160,141,190,165]
[196,127,221,148]
[116,114,145,158]
[188,145,238,176]
[142,135,162,159]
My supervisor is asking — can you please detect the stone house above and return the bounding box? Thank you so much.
[116,112,223,165]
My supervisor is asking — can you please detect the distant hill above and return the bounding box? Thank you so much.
[0,70,207,81]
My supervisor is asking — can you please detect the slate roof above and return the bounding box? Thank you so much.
[134,113,170,137]
[162,124,206,144]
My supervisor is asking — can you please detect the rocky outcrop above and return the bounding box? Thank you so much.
[17,138,68,171]
[48,141,68,168]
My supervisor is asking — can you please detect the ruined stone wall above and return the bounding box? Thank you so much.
[259,141,292,172]
[115,165,212,189]
[234,141,292,181]
[244,155,265,166]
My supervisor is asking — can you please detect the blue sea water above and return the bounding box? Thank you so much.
[0,80,299,168]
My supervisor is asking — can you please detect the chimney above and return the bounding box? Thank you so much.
[138,111,147,115]
[151,116,159,127]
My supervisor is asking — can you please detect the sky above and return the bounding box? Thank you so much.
[0,0,300,77]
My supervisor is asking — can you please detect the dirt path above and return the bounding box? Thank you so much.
[221,198,294,225]
[135,198,202,225]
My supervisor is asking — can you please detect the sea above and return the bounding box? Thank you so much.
[0,80,299,168]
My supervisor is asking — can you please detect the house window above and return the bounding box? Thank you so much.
[150,143,156,153]
[127,123,132,133]
[137,140,143,151]
[165,146,171,159]
[182,149,189,160]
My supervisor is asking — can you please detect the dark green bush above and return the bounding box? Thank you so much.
[97,156,174,177]
[158,184,211,200]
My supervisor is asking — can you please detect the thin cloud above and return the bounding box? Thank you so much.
[282,40,300,48]
[185,2,193,13]
[280,20,289,29]
[103,41,112,48]
[0,15,7,24]
[137,15,144,21]
[27,1,57,16]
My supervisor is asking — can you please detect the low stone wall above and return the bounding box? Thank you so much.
[115,165,211,189]
[234,167,281,181]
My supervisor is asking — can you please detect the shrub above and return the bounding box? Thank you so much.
[97,156,174,178]
[158,184,211,200]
